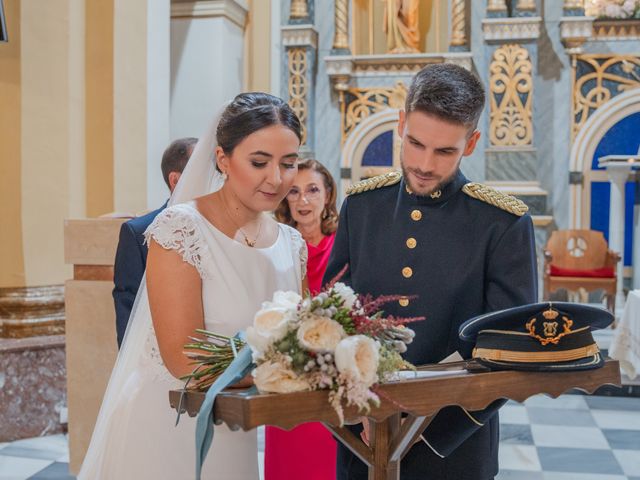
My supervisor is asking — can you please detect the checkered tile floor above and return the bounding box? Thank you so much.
[497,394,640,480]
[1,394,639,479]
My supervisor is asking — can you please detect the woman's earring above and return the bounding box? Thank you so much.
[221,172,228,181]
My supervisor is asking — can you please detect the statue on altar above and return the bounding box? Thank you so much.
[382,0,420,54]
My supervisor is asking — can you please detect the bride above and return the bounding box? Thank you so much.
[79,93,307,479]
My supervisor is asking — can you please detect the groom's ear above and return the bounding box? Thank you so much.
[215,146,228,173]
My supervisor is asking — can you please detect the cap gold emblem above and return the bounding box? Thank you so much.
[526,307,574,346]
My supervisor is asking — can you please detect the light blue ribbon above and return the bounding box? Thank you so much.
[194,333,253,480]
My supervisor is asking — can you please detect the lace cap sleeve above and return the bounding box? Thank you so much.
[143,204,212,278]
[288,227,308,280]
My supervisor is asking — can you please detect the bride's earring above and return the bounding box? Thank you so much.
[221,172,228,181]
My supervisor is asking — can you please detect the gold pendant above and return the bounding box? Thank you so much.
[244,236,256,247]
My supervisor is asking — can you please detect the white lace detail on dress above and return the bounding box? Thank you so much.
[288,227,308,279]
[144,204,212,279]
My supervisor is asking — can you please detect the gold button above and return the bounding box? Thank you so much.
[411,210,422,221]
[402,267,413,278]
[406,237,417,249]
[399,297,409,307]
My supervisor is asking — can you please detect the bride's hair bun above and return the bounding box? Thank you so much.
[217,92,302,154]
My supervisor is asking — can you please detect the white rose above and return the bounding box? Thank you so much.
[334,335,380,387]
[245,306,291,359]
[253,360,310,394]
[333,282,357,310]
[297,316,346,353]
[271,290,302,310]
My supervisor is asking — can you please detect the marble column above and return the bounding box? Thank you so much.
[450,0,468,51]
[170,1,248,150]
[332,0,350,53]
[515,0,537,17]
[486,0,508,18]
[113,0,171,212]
[599,156,640,315]
[564,0,585,16]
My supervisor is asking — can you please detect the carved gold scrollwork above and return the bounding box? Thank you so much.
[288,48,309,145]
[489,44,533,146]
[341,82,407,144]
[573,55,640,138]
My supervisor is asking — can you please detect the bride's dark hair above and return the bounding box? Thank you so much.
[216,92,302,154]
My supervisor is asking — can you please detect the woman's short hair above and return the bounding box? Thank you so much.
[275,159,339,236]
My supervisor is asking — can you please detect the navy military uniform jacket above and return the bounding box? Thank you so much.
[113,203,166,347]
[323,170,537,480]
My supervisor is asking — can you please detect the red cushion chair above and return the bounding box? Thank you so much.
[544,230,620,312]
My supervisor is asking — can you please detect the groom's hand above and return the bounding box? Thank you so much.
[360,418,371,446]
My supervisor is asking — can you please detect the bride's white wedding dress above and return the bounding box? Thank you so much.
[79,202,306,479]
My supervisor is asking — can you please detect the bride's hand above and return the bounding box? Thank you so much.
[228,373,253,389]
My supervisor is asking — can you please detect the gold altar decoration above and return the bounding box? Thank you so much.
[289,0,309,19]
[341,82,407,144]
[333,0,349,50]
[287,47,309,146]
[489,44,533,146]
[382,0,420,54]
[450,0,467,48]
[565,0,584,9]
[487,0,508,16]
[592,19,640,40]
[572,54,640,138]
[516,0,537,12]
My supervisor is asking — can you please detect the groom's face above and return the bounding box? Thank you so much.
[397,110,480,196]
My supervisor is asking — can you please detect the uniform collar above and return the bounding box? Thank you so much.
[400,169,468,206]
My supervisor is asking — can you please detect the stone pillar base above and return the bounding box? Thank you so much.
[0,285,65,338]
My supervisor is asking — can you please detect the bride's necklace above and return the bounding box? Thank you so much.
[220,194,263,247]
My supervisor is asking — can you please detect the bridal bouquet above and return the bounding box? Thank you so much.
[183,280,420,423]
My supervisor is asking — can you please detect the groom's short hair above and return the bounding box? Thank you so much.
[161,137,198,188]
[405,63,485,131]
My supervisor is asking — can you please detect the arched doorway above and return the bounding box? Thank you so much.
[570,89,640,270]
[340,109,401,195]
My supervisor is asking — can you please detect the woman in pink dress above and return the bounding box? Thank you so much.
[270,159,339,479]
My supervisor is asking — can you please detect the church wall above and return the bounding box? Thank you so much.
[0,0,25,288]
[20,0,85,286]
[534,0,572,232]
[113,0,171,215]
[314,1,343,189]
[244,0,273,93]
[85,0,115,218]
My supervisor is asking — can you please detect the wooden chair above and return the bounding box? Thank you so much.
[543,229,620,312]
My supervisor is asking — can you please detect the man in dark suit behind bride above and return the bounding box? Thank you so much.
[112,137,197,347]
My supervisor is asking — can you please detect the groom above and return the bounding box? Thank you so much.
[113,137,197,347]
[324,64,537,479]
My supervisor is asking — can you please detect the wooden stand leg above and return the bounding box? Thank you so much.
[325,414,434,480]
[369,413,401,480]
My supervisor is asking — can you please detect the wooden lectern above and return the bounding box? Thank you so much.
[170,360,621,480]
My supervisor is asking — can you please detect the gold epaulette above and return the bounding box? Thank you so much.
[462,182,529,217]
[346,171,402,196]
